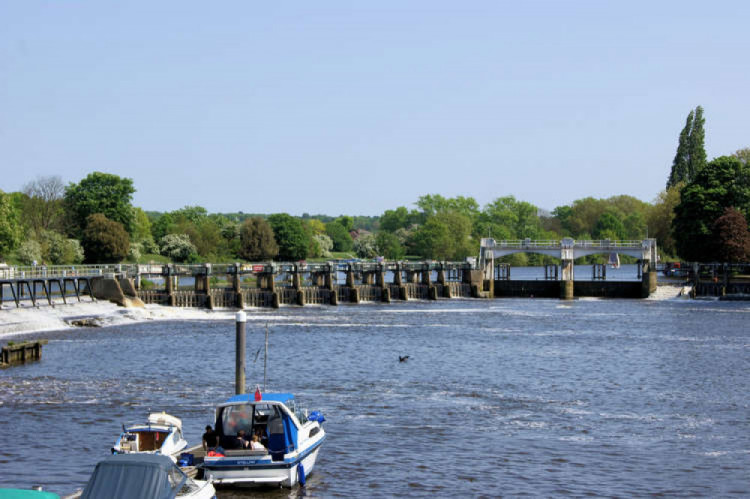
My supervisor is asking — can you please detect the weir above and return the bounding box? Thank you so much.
[0,239,667,310]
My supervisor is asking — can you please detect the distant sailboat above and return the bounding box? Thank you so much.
[608,252,620,269]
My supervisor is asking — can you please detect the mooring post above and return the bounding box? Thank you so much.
[235,311,247,395]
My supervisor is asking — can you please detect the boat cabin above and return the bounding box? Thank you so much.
[215,393,303,461]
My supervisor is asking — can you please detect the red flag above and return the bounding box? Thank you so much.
[254,386,262,401]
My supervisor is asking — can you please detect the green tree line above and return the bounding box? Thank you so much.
[1,107,748,265]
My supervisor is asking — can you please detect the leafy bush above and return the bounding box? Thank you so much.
[82,213,130,263]
[239,217,279,261]
[313,234,333,258]
[17,240,43,265]
[159,233,197,263]
[354,234,377,259]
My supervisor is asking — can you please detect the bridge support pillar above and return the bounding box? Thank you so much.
[393,265,403,286]
[382,287,391,303]
[421,268,431,286]
[232,263,241,293]
[346,267,355,287]
[437,267,446,285]
[560,259,574,300]
[641,261,657,297]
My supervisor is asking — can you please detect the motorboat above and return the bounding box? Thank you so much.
[77,454,215,499]
[111,412,188,461]
[202,390,325,487]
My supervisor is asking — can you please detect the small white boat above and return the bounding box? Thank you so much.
[112,412,188,461]
[78,454,215,499]
[203,391,325,487]
[608,252,620,269]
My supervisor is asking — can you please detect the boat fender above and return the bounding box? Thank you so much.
[307,411,325,423]
[298,463,306,486]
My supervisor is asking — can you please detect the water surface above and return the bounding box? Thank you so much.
[1,297,748,496]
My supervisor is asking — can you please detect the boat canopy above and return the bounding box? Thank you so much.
[80,454,187,499]
[224,393,294,405]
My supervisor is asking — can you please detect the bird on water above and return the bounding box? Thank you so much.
[399,355,409,362]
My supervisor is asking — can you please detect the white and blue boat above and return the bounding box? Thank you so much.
[111,412,188,461]
[202,391,325,487]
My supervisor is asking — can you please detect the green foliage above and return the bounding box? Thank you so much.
[16,240,43,265]
[39,230,84,264]
[647,185,681,258]
[239,217,279,261]
[375,231,405,259]
[673,156,750,261]
[712,207,750,262]
[159,233,198,263]
[379,206,414,232]
[417,194,479,220]
[477,196,541,240]
[325,222,354,252]
[411,212,474,260]
[622,212,647,240]
[64,172,136,237]
[593,210,625,240]
[335,216,354,232]
[353,234,378,259]
[667,106,707,188]
[21,175,65,235]
[132,207,156,249]
[151,213,176,242]
[313,234,333,258]
[82,213,130,263]
[268,213,309,261]
[0,189,22,259]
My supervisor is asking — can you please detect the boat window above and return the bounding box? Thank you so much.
[220,404,254,436]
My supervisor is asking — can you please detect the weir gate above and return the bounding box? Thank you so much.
[0,239,664,310]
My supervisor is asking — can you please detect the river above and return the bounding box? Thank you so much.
[1,295,748,497]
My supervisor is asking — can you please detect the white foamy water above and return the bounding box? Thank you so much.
[0,301,241,338]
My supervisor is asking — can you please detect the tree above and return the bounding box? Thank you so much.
[0,189,22,259]
[667,110,693,188]
[159,234,198,263]
[313,234,333,258]
[673,156,750,261]
[593,210,626,240]
[477,196,541,240]
[82,213,130,263]
[375,231,405,259]
[712,207,750,262]
[667,106,707,188]
[325,221,354,252]
[734,147,750,165]
[687,106,707,180]
[411,212,474,260]
[380,206,412,232]
[353,234,378,259]
[65,172,136,237]
[22,175,65,235]
[268,214,308,261]
[648,185,682,257]
[16,240,42,265]
[239,217,279,261]
[39,230,84,264]
[151,213,176,242]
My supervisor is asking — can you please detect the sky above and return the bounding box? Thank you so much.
[1,1,749,216]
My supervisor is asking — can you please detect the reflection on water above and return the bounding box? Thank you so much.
[1,298,749,497]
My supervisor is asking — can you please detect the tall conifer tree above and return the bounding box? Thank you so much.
[686,105,707,180]
[667,110,693,188]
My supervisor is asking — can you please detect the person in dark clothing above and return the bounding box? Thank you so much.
[202,425,219,451]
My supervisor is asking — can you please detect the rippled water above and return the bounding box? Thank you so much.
[1,298,749,497]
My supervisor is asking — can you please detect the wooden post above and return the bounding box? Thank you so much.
[235,311,246,395]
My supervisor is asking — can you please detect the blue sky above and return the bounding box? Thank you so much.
[1,1,748,216]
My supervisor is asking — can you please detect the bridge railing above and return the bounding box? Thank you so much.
[489,239,646,249]
[0,264,129,280]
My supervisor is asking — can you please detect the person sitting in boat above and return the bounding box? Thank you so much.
[250,433,266,451]
[202,425,219,452]
[236,429,251,449]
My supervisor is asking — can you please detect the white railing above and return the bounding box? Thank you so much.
[491,239,645,249]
